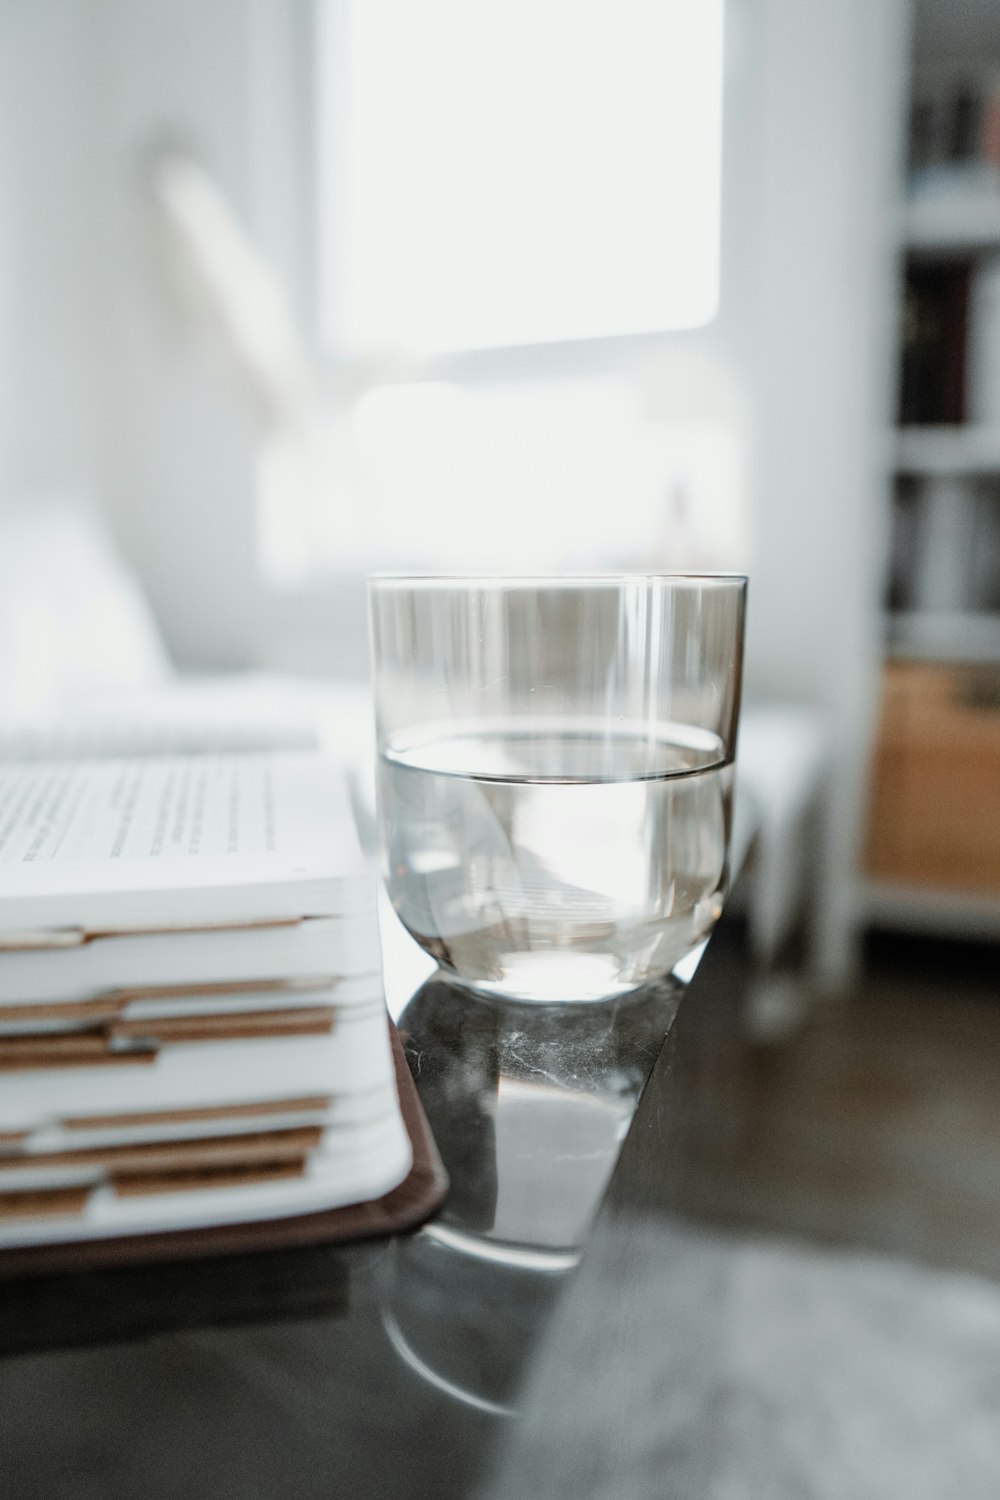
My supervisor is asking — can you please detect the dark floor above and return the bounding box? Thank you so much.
[679,928,1000,1280]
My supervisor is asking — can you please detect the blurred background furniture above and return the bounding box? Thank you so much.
[863,5,1000,941]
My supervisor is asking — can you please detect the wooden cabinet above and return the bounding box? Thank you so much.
[866,662,1000,893]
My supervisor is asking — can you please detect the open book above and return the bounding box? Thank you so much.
[0,754,376,992]
[0,752,413,1249]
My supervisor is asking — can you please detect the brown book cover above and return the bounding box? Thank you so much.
[0,1023,447,1277]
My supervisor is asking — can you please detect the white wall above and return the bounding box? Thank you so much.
[740,0,909,982]
[635,0,909,984]
[742,0,907,706]
[0,3,103,497]
[0,0,312,669]
[87,0,268,669]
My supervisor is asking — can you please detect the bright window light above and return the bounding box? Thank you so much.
[258,373,748,580]
[348,378,663,569]
[319,0,724,357]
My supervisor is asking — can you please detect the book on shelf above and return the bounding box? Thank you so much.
[899,259,972,426]
[907,68,1000,196]
[0,751,422,1254]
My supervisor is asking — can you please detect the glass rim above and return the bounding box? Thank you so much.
[368,572,748,590]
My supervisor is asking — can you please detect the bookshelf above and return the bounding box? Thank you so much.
[901,191,1000,253]
[885,610,1000,663]
[865,27,1000,932]
[896,424,1000,473]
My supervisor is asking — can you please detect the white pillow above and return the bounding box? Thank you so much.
[0,496,172,721]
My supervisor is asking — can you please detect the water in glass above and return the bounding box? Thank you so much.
[379,716,733,1002]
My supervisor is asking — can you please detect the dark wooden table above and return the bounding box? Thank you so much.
[0,920,755,1500]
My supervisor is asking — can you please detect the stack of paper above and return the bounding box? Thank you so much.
[0,753,411,1249]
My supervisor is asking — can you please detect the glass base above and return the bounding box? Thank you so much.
[433,950,667,1005]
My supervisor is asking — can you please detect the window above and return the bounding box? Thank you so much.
[318,0,724,358]
[261,1,731,582]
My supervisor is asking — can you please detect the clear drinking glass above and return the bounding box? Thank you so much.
[369,575,746,1003]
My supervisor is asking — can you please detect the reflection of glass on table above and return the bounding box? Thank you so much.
[380,972,682,1413]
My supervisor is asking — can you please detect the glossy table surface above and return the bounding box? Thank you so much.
[0,920,739,1500]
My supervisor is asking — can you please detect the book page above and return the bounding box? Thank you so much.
[0,753,373,933]
[0,757,279,865]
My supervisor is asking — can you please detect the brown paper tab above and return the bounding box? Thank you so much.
[108,975,337,1003]
[63,1096,334,1132]
[6,1126,324,1178]
[0,1036,157,1070]
[0,997,127,1025]
[0,1185,90,1220]
[112,1159,307,1197]
[109,1008,335,1045]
